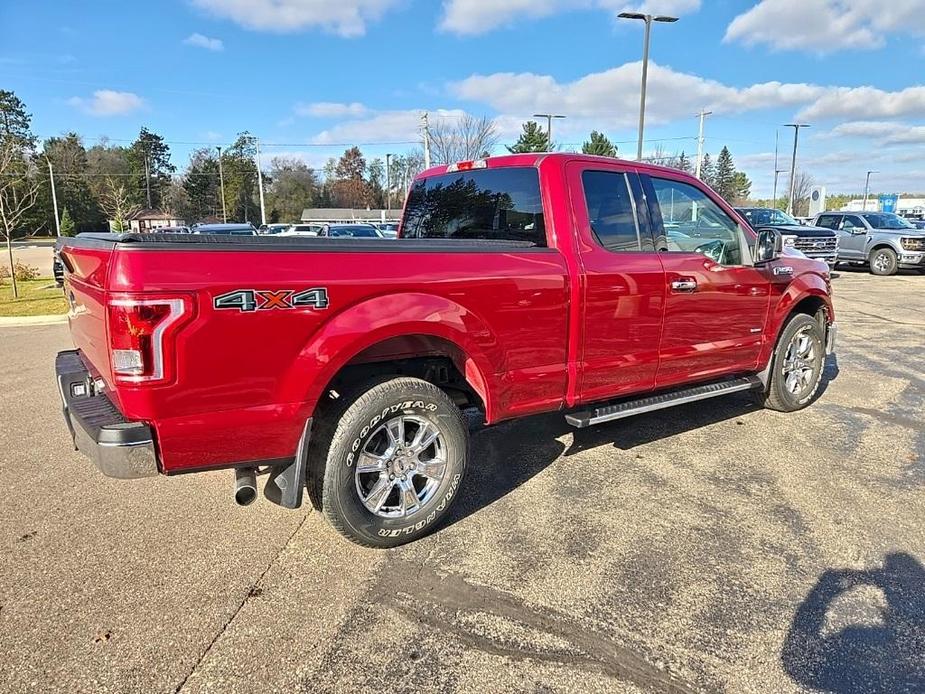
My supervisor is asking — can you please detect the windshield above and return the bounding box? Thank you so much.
[739,208,799,226]
[861,213,915,230]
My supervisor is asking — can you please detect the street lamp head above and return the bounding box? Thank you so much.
[618,11,646,20]
[784,123,811,128]
[653,15,679,22]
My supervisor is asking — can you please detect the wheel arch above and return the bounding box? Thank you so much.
[868,242,898,259]
[758,277,833,384]
[282,293,497,421]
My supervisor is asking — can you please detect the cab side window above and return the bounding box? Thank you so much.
[843,215,865,232]
[581,171,641,252]
[650,177,743,265]
[815,214,841,230]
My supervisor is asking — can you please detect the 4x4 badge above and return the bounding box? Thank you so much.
[213,288,329,312]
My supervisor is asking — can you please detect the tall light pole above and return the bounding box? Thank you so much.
[863,170,879,211]
[533,113,566,151]
[694,109,712,179]
[216,146,227,223]
[619,12,679,161]
[252,136,266,226]
[45,156,61,236]
[784,123,810,215]
[385,153,393,213]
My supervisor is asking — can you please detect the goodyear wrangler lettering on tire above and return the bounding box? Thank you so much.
[312,376,469,548]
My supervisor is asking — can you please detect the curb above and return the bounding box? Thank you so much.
[0,314,68,327]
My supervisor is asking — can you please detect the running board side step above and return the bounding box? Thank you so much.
[565,376,762,429]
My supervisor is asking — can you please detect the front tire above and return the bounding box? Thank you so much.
[308,377,468,548]
[870,247,898,276]
[759,313,826,413]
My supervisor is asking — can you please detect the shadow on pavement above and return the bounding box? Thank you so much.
[445,357,840,527]
[782,552,925,694]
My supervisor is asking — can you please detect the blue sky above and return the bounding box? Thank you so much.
[2,0,923,196]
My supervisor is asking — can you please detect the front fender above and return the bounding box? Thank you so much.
[280,292,499,420]
[759,270,833,367]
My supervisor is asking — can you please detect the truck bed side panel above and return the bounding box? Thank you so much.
[105,245,570,472]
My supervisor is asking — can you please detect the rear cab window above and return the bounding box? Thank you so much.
[581,170,642,252]
[401,166,547,246]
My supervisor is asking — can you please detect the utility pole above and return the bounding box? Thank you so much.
[694,109,712,179]
[253,136,266,226]
[421,112,431,169]
[863,170,878,211]
[216,146,227,223]
[144,152,152,209]
[772,129,787,207]
[532,114,566,152]
[46,156,61,236]
[619,12,679,161]
[385,153,392,213]
[784,123,810,215]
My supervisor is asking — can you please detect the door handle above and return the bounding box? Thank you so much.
[671,278,697,292]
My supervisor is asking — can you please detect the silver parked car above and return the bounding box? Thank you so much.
[813,211,925,275]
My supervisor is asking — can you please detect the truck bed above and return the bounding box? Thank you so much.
[57,232,571,472]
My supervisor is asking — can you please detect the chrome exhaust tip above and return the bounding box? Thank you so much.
[234,467,258,506]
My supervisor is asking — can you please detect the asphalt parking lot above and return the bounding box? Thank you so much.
[1,269,923,693]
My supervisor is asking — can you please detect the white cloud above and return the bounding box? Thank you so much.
[67,90,145,116]
[296,101,369,117]
[797,86,925,121]
[827,120,925,145]
[725,0,925,53]
[453,62,823,127]
[311,109,468,144]
[183,33,224,51]
[191,0,402,37]
[439,0,700,35]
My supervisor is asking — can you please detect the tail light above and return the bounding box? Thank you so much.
[107,296,191,384]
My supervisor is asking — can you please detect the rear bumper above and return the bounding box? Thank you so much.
[56,350,159,479]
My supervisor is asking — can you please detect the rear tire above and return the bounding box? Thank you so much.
[869,247,898,276]
[759,313,826,413]
[308,376,468,548]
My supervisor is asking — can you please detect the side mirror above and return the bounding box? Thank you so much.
[755,228,782,264]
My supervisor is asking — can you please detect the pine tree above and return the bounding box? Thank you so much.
[699,153,715,188]
[507,121,550,153]
[676,151,691,173]
[731,171,752,203]
[581,131,618,157]
[59,207,75,236]
[714,146,735,201]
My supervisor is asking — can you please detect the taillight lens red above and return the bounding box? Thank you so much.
[107,297,189,383]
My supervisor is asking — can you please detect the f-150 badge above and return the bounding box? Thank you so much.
[213,288,329,312]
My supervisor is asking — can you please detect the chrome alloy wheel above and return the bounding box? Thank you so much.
[354,415,448,519]
[782,325,819,396]
[872,251,892,274]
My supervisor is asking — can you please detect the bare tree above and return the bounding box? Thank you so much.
[99,176,141,232]
[791,171,815,216]
[0,141,40,298]
[429,115,499,166]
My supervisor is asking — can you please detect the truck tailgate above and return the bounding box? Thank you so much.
[57,239,114,385]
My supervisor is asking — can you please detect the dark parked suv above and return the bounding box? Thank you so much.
[735,207,838,269]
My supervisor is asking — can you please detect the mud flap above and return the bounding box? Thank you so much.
[264,418,312,510]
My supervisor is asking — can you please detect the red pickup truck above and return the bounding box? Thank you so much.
[56,153,835,547]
